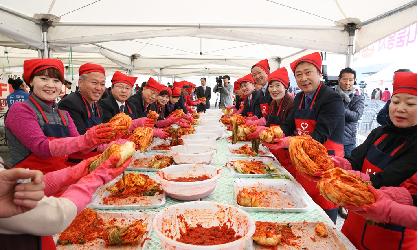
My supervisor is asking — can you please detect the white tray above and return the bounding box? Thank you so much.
[226,157,289,179]
[90,173,165,210]
[228,143,274,157]
[252,221,349,250]
[233,178,311,212]
[56,210,153,250]
[127,151,174,172]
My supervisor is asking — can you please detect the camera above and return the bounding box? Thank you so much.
[215,76,223,90]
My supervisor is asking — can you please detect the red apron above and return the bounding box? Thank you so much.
[14,96,70,174]
[292,84,341,210]
[342,134,417,250]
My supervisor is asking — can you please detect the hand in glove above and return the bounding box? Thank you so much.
[155,116,180,128]
[247,126,267,140]
[84,124,114,145]
[130,117,155,130]
[347,170,370,181]
[175,118,191,128]
[245,117,266,126]
[262,136,291,152]
[346,186,416,229]
[61,156,132,212]
[49,124,113,157]
[245,116,258,121]
[331,156,352,170]
[44,155,99,196]
[153,128,169,139]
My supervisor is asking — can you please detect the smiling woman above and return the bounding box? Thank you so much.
[5,58,114,174]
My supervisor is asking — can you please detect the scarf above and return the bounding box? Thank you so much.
[335,85,355,103]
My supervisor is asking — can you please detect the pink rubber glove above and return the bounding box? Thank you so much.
[245,116,258,121]
[347,187,416,229]
[331,156,352,170]
[129,117,155,130]
[48,124,114,157]
[155,116,180,128]
[96,139,129,153]
[379,186,413,205]
[44,155,99,196]
[247,126,267,140]
[60,156,132,213]
[348,170,370,181]
[153,128,169,139]
[184,113,193,122]
[245,117,266,126]
[175,118,191,128]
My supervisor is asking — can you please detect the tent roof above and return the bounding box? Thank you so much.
[0,0,416,77]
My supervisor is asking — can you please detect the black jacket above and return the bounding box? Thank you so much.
[58,91,102,135]
[195,85,211,110]
[127,90,156,118]
[349,125,417,192]
[241,90,263,118]
[99,94,138,123]
[260,87,272,104]
[281,84,345,144]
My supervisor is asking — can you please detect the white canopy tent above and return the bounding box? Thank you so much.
[0,0,416,78]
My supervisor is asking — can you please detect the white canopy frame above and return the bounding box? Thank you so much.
[0,0,416,77]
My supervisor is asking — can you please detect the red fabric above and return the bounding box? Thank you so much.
[268,67,290,89]
[111,71,137,87]
[172,87,182,97]
[342,212,416,250]
[290,52,322,74]
[173,81,184,89]
[14,137,69,174]
[23,58,64,84]
[42,236,56,250]
[236,74,255,88]
[393,72,417,96]
[233,80,240,92]
[252,59,270,74]
[145,77,163,92]
[79,63,105,76]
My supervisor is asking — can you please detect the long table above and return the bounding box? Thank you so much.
[115,136,356,249]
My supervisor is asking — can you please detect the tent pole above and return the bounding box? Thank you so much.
[40,19,53,58]
[345,23,357,68]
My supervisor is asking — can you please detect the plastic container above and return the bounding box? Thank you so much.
[156,164,222,200]
[182,138,216,148]
[170,144,216,164]
[182,132,219,141]
[194,126,225,138]
[153,201,255,250]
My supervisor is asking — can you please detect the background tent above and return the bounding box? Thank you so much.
[0,0,415,78]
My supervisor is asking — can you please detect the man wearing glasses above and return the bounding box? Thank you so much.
[99,71,138,122]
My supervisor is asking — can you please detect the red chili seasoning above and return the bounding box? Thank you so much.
[168,174,211,182]
[177,223,242,245]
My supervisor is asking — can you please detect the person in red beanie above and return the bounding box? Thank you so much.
[251,59,272,104]
[236,74,263,118]
[266,52,345,223]
[99,71,138,122]
[127,77,162,118]
[167,86,188,114]
[245,67,294,128]
[333,71,417,250]
[5,59,114,173]
[58,63,107,135]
